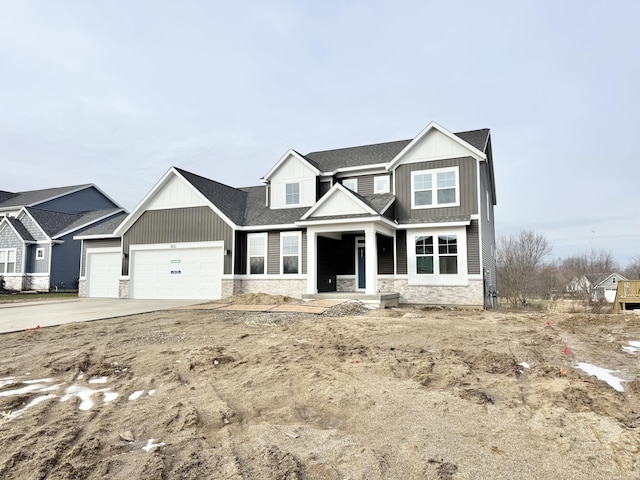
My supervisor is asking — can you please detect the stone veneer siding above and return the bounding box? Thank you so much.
[78,279,86,297]
[379,278,484,307]
[227,278,307,298]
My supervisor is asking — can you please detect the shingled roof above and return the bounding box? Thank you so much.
[0,185,92,209]
[176,168,248,225]
[303,129,490,172]
[4,217,36,242]
[26,207,125,238]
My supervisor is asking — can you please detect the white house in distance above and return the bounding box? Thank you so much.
[76,121,498,308]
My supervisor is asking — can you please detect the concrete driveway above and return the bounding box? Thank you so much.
[0,298,204,334]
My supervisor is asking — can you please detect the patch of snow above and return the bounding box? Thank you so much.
[128,390,144,401]
[518,362,530,369]
[148,390,155,396]
[9,395,56,419]
[23,378,53,384]
[576,362,625,392]
[60,384,118,411]
[0,377,16,389]
[88,376,109,384]
[0,384,46,397]
[622,340,640,354]
[142,439,165,452]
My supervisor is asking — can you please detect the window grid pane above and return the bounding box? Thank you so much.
[286,183,300,205]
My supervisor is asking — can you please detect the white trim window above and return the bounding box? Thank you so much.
[438,235,458,274]
[415,235,458,275]
[285,182,300,205]
[281,231,301,274]
[247,233,267,274]
[415,236,434,274]
[0,248,16,274]
[411,167,460,209]
[36,248,45,260]
[374,175,390,194]
[342,178,357,192]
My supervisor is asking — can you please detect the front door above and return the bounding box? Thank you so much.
[356,237,366,290]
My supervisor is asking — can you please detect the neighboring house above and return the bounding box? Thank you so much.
[0,185,126,291]
[566,273,628,302]
[76,121,498,307]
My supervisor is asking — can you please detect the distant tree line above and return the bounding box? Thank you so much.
[496,229,639,308]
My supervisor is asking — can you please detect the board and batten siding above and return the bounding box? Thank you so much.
[235,230,307,275]
[122,207,233,275]
[395,230,408,275]
[267,232,280,275]
[80,238,121,277]
[394,157,478,221]
[466,220,481,275]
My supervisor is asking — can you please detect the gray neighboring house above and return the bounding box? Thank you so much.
[0,185,125,292]
[77,121,498,307]
[567,273,628,303]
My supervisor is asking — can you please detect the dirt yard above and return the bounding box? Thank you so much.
[1,295,639,479]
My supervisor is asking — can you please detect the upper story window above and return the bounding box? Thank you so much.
[374,175,390,194]
[247,234,267,274]
[281,232,301,274]
[0,249,16,274]
[36,248,45,260]
[285,182,300,205]
[411,167,459,209]
[342,179,357,192]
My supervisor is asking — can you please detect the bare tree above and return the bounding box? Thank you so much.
[623,256,640,280]
[497,230,552,307]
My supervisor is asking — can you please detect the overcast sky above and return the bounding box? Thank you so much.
[1,1,638,266]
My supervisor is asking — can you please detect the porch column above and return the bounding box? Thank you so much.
[306,229,317,294]
[364,226,377,295]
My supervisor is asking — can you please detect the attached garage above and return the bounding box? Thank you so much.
[129,242,224,300]
[86,248,121,298]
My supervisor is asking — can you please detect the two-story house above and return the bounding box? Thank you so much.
[0,185,126,292]
[76,121,497,307]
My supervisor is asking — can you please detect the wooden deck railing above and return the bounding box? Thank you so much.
[613,281,640,313]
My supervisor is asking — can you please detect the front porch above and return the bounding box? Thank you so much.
[302,291,400,308]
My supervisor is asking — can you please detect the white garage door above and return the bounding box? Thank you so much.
[130,244,223,300]
[87,250,121,298]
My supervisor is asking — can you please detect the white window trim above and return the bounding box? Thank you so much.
[36,248,45,260]
[0,248,17,274]
[374,175,390,194]
[407,227,467,286]
[285,182,301,206]
[247,233,268,275]
[280,231,302,275]
[486,191,491,221]
[342,178,357,192]
[411,166,460,209]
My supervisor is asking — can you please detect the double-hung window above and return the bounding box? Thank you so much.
[0,249,16,274]
[411,167,459,208]
[414,235,458,275]
[281,232,301,274]
[438,235,458,274]
[247,234,267,274]
[415,236,434,274]
[285,183,300,205]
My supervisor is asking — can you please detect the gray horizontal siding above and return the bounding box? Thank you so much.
[122,207,233,275]
[394,157,478,222]
[466,220,481,275]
